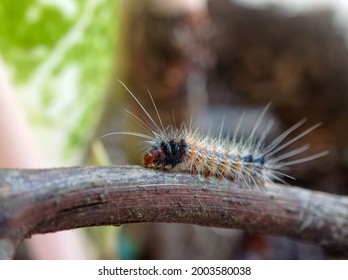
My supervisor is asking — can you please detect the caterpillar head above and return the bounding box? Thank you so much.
[143,139,187,169]
[143,146,163,168]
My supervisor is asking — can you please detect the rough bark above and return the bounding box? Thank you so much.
[0,165,347,259]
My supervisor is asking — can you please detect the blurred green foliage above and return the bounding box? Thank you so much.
[0,0,119,164]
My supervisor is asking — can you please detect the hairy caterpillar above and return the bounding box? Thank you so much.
[103,81,328,188]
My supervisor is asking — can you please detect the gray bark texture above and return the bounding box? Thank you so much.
[0,165,347,259]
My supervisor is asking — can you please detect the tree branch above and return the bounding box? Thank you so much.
[0,165,347,259]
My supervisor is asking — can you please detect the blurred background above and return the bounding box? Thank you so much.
[1,0,348,259]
